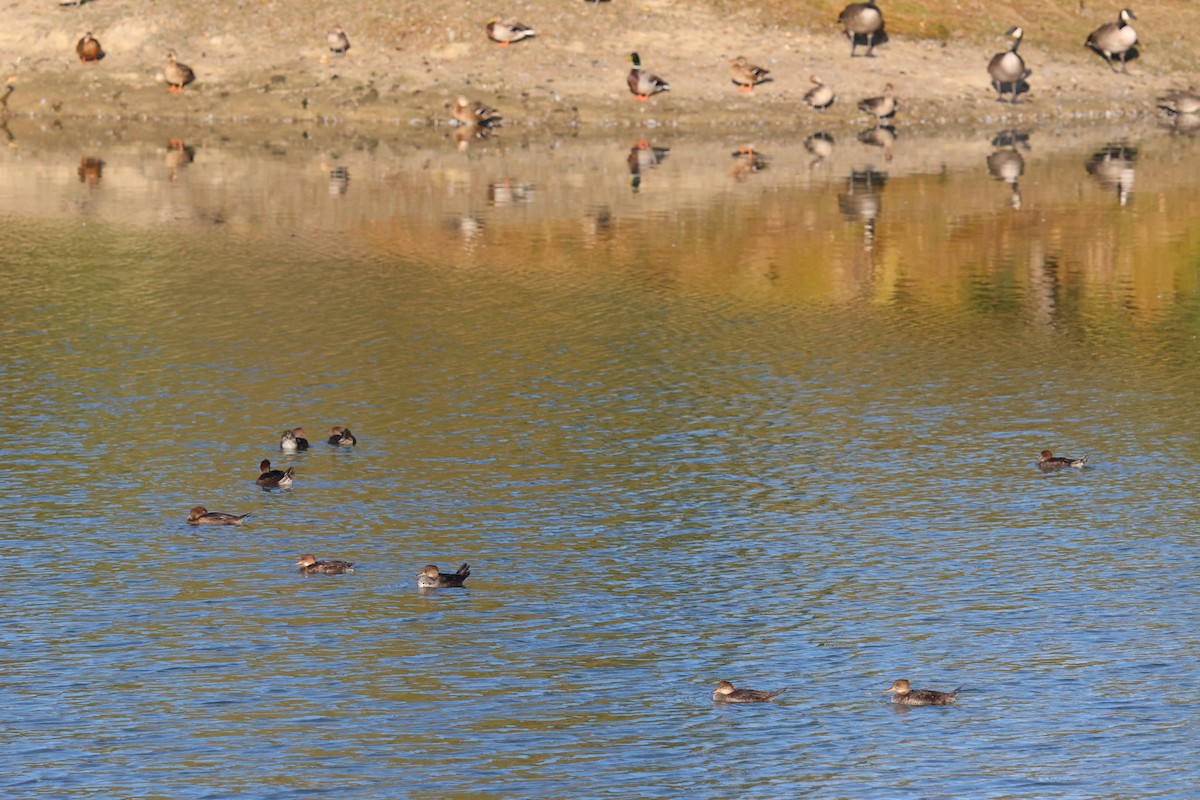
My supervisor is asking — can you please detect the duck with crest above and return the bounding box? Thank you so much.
[712,680,787,703]
[885,679,961,706]
[627,52,669,102]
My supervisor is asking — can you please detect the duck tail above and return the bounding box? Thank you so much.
[284,467,295,478]
[235,514,251,524]
[456,563,471,577]
[950,686,964,697]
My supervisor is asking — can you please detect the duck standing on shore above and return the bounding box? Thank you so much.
[76,33,104,64]
[486,19,536,46]
[327,25,351,55]
[163,50,195,93]
[627,52,669,102]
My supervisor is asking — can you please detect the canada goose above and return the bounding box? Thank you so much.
[486,18,536,46]
[729,56,772,94]
[1086,8,1137,72]
[452,96,503,128]
[627,52,669,101]
[327,25,350,55]
[858,83,896,120]
[1157,87,1200,115]
[163,51,195,93]
[988,26,1030,103]
[803,75,835,110]
[76,32,104,64]
[839,0,885,58]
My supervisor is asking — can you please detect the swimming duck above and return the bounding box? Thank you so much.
[729,56,771,94]
[327,25,351,54]
[1038,449,1089,470]
[885,679,961,706]
[186,506,250,526]
[712,680,787,703]
[988,26,1030,104]
[1157,88,1200,115]
[858,83,897,120]
[417,563,471,588]
[327,425,358,446]
[839,0,885,58]
[76,33,104,64]
[280,428,310,451]
[163,50,195,93]
[627,52,669,102]
[296,553,355,574]
[452,96,503,128]
[1086,8,1137,73]
[804,75,835,110]
[256,459,294,487]
[486,18,536,46]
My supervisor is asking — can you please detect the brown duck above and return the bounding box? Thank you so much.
[296,554,355,574]
[76,33,104,64]
[885,679,961,706]
[164,50,195,93]
[1038,450,1088,470]
[712,680,787,703]
[417,563,471,588]
[256,459,294,487]
[186,506,251,526]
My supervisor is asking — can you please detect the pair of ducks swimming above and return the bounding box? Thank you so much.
[280,425,357,451]
[713,679,961,706]
[294,556,471,588]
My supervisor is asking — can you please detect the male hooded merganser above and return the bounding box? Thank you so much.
[712,680,787,703]
[186,506,250,526]
[327,425,357,446]
[280,428,309,451]
[884,679,961,706]
[295,553,354,574]
[1038,450,1088,470]
[257,459,294,488]
[417,563,471,588]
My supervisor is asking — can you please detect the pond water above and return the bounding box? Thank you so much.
[2,116,1200,798]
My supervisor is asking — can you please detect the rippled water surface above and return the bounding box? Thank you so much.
[3,119,1200,798]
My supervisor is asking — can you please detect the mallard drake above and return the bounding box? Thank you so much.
[885,679,961,706]
[452,96,503,128]
[712,680,787,703]
[296,554,355,574]
[186,506,251,526]
[729,56,771,94]
[327,25,351,54]
[486,18,536,46]
[280,428,310,451]
[1157,88,1200,115]
[164,51,195,93]
[76,33,104,64]
[839,0,885,58]
[627,52,669,102]
[1038,449,1089,470]
[804,75,835,110]
[988,26,1030,103]
[417,563,471,588]
[1086,8,1137,73]
[256,459,294,488]
[858,83,896,119]
[327,425,357,446]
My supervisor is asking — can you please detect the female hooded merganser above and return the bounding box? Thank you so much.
[295,554,354,574]
[327,425,357,446]
[186,506,250,526]
[417,563,471,588]
[1038,450,1088,470]
[256,459,294,488]
[885,679,961,706]
[280,428,309,451]
[712,680,787,703]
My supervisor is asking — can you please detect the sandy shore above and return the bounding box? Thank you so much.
[2,0,1196,136]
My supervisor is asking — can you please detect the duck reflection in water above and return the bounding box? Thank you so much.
[857,125,896,162]
[453,124,497,151]
[729,146,768,181]
[838,169,887,250]
[805,132,835,168]
[628,140,670,193]
[1157,87,1200,136]
[329,166,350,196]
[166,140,195,181]
[1085,141,1137,206]
[489,179,534,205]
[77,156,104,185]
[987,130,1030,210]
